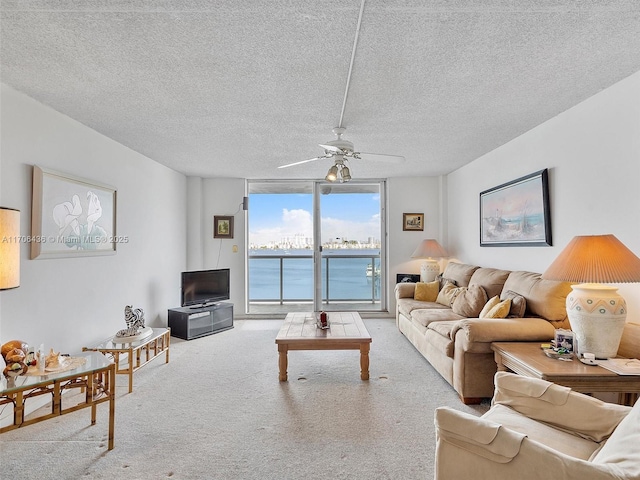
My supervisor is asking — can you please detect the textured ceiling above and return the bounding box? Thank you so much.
[2,1,640,180]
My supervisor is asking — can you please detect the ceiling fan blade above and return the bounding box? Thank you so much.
[358,152,405,163]
[278,157,324,169]
[319,143,342,153]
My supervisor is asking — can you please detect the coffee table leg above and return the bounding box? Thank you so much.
[360,343,370,380]
[278,344,288,381]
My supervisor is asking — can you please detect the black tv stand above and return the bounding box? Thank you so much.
[168,303,233,340]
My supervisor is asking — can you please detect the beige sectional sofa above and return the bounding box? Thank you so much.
[395,262,572,404]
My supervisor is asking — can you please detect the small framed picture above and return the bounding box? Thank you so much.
[396,273,421,283]
[213,215,234,239]
[554,329,574,353]
[403,213,424,231]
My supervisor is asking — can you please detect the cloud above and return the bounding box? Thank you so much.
[249,209,379,246]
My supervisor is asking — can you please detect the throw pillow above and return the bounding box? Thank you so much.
[436,281,461,307]
[501,289,527,318]
[451,284,489,317]
[479,295,501,318]
[436,273,458,290]
[414,280,439,302]
[485,298,512,319]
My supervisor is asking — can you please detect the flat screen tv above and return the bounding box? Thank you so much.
[181,268,230,308]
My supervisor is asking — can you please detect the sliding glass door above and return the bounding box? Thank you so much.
[247,180,386,314]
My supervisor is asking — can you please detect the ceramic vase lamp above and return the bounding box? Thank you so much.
[543,234,640,359]
[411,239,449,283]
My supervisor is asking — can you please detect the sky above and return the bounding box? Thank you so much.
[248,192,381,246]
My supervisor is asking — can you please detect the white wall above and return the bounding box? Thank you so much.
[201,178,247,314]
[0,85,187,354]
[447,71,640,320]
[387,176,443,313]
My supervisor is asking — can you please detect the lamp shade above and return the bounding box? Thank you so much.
[411,239,449,259]
[543,234,640,359]
[542,234,640,283]
[325,165,338,182]
[0,207,20,290]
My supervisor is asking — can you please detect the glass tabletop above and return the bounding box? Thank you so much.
[85,327,168,351]
[0,350,112,395]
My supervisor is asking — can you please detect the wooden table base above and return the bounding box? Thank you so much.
[276,312,372,382]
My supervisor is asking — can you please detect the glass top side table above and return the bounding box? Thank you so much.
[0,350,116,450]
[83,327,170,393]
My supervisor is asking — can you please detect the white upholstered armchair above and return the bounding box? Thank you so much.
[434,372,640,480]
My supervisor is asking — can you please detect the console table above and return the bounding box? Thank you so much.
[0,351,116,450]
[492,342,640,406]
[83,327,170,393]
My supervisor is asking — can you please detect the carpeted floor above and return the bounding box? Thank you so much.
[0,318,489,479]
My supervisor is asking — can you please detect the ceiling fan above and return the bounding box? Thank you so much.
[276,0,404,183]
[277,126,405,182]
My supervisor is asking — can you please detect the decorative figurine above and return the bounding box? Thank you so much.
[116,305,146,337]
[1,340,29,379]
[115,305,153,341]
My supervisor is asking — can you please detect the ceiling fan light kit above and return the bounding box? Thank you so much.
[325,164,339,182]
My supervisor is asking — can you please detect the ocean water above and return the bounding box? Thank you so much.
[248,249,381,301]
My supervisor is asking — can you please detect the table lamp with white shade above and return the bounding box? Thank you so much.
[0,207,20,290]
[542,234,640,359]
[411,239,449,283]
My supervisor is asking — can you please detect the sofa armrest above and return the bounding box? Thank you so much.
[435,407,525,462]
[493,371,631,442]
[450,317,555,344]
[434,406,622,480]
[394,282,416,299]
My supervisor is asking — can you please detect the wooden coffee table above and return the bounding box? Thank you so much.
[275,312,372,381]
[492,342,640,405]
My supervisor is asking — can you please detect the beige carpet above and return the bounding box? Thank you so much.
[0,318,489,479]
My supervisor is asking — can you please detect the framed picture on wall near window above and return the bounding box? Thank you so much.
[479,169,552,247]
[214,215,234,239]
[403,213,424,231]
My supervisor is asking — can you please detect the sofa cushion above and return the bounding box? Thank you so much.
[502,271,572,324]
[501,289,527,318]
[493,371,630,443]
[468,267,511,299]
[436,282,461,307]
[397,298,448,318]
[483,404,601,460]
[441,262,479,288]
[414,280,439,302]
[451,284,488,317]
[411,308,465,328]
[426,322,456,357]
[436,273,458,289]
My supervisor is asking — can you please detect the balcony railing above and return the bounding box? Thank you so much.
[248,252,381,305]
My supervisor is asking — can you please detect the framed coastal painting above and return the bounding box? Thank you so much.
[31,166,118,259]
[403,213,424,231]
[214,215,234,239]
[479,169,552,247]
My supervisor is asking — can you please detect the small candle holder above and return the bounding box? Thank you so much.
[316,311,330,329]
